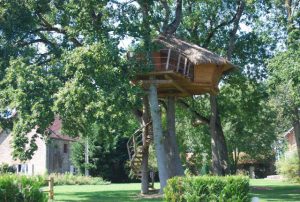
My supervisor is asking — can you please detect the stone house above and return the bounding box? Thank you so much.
[0,118,76,175]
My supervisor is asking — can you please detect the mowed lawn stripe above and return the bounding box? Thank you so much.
[53,183,162,202]
[249,179,300,202]
[53,180,300,202]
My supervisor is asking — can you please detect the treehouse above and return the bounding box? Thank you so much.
[135,35,236,97]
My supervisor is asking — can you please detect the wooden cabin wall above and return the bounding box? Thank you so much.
[194,64,217,84]
[211,65,224,88]
[152,52,163,71]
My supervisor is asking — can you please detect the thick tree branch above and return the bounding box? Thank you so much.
[202,0,245,48]
[227,0,245,60]
[17,38,51,47]
[36,13,83,47]
[111,0,135,6]
[177,99,210,125]
[162,0,182,35]
[37,58,53,66]
[160,0,171,32]
[285,0,292,22]
[132,109,143,124]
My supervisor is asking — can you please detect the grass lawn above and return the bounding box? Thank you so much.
[249,179,300,202]
[53,183,162,202]
[53,179,300,201]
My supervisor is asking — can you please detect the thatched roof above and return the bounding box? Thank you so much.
[154,34,236,70]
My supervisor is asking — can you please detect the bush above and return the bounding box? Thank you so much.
[276,150,300,182]
[164,175,250,202]
[0,163,16,174]
[45,173,110,185]
[0,174,47,202]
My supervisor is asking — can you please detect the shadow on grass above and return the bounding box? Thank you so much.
[250,185,300,201]
[55,190,163,202]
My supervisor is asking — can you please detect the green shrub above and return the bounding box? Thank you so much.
[0,163,16,174]
[45,173,110,185]
[0,174,47,202]
[276,150,300,182]
[164,175,250,202]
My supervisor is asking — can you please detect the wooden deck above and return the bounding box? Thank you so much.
[135,71,218,97]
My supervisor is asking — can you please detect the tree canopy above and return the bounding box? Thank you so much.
[0,0,298,179]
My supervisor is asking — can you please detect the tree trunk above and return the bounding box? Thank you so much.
[141,96,150,194]
[165,96,184,176]
[210,95,229,175]
[292,107,300,176]
[231,148,239,174]
[148,80,169,193]
[207,1,244,175]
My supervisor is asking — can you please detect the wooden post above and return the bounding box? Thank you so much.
[184,58,187,75]
[165,49,171,70]
[176,54,181,72]
[187,63,191,77]
[49,177,54,200]
[85,137,89,176]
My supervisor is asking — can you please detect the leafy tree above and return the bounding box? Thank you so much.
[221,75,277,173]
[0,0,137,161]
[268,48,300,173]
[175,0,283,176]
[266,0,300,175]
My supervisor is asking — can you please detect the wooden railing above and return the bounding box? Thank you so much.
[128,49,195,81]
[150,49,194,81]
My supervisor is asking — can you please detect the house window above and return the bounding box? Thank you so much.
[63,144,68,153]
[17,164,28,174]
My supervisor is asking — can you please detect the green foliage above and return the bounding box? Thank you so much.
[71,136,134,182]
[0,174,47,202]
[45,173,110,186]
[276,151,300,182]
[174,0,280,175]
[220,75,277,172]
[54,42,135,138]
[176,98,212,174]
[268,48,300,120]
[0,0,133,162]
[164,176,250,202]
[0,163,16,174]
[0,59,61,160]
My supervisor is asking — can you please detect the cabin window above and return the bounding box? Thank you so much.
[63,144,68,153]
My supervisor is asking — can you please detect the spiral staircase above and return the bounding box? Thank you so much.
[127,121,153,180]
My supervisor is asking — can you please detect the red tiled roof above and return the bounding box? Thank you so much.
[284,127,294,138]
[48,117,76,142]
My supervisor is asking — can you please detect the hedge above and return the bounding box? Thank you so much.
[45,173,110,185]
[0,174,47,202]
[164,175,250,202]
